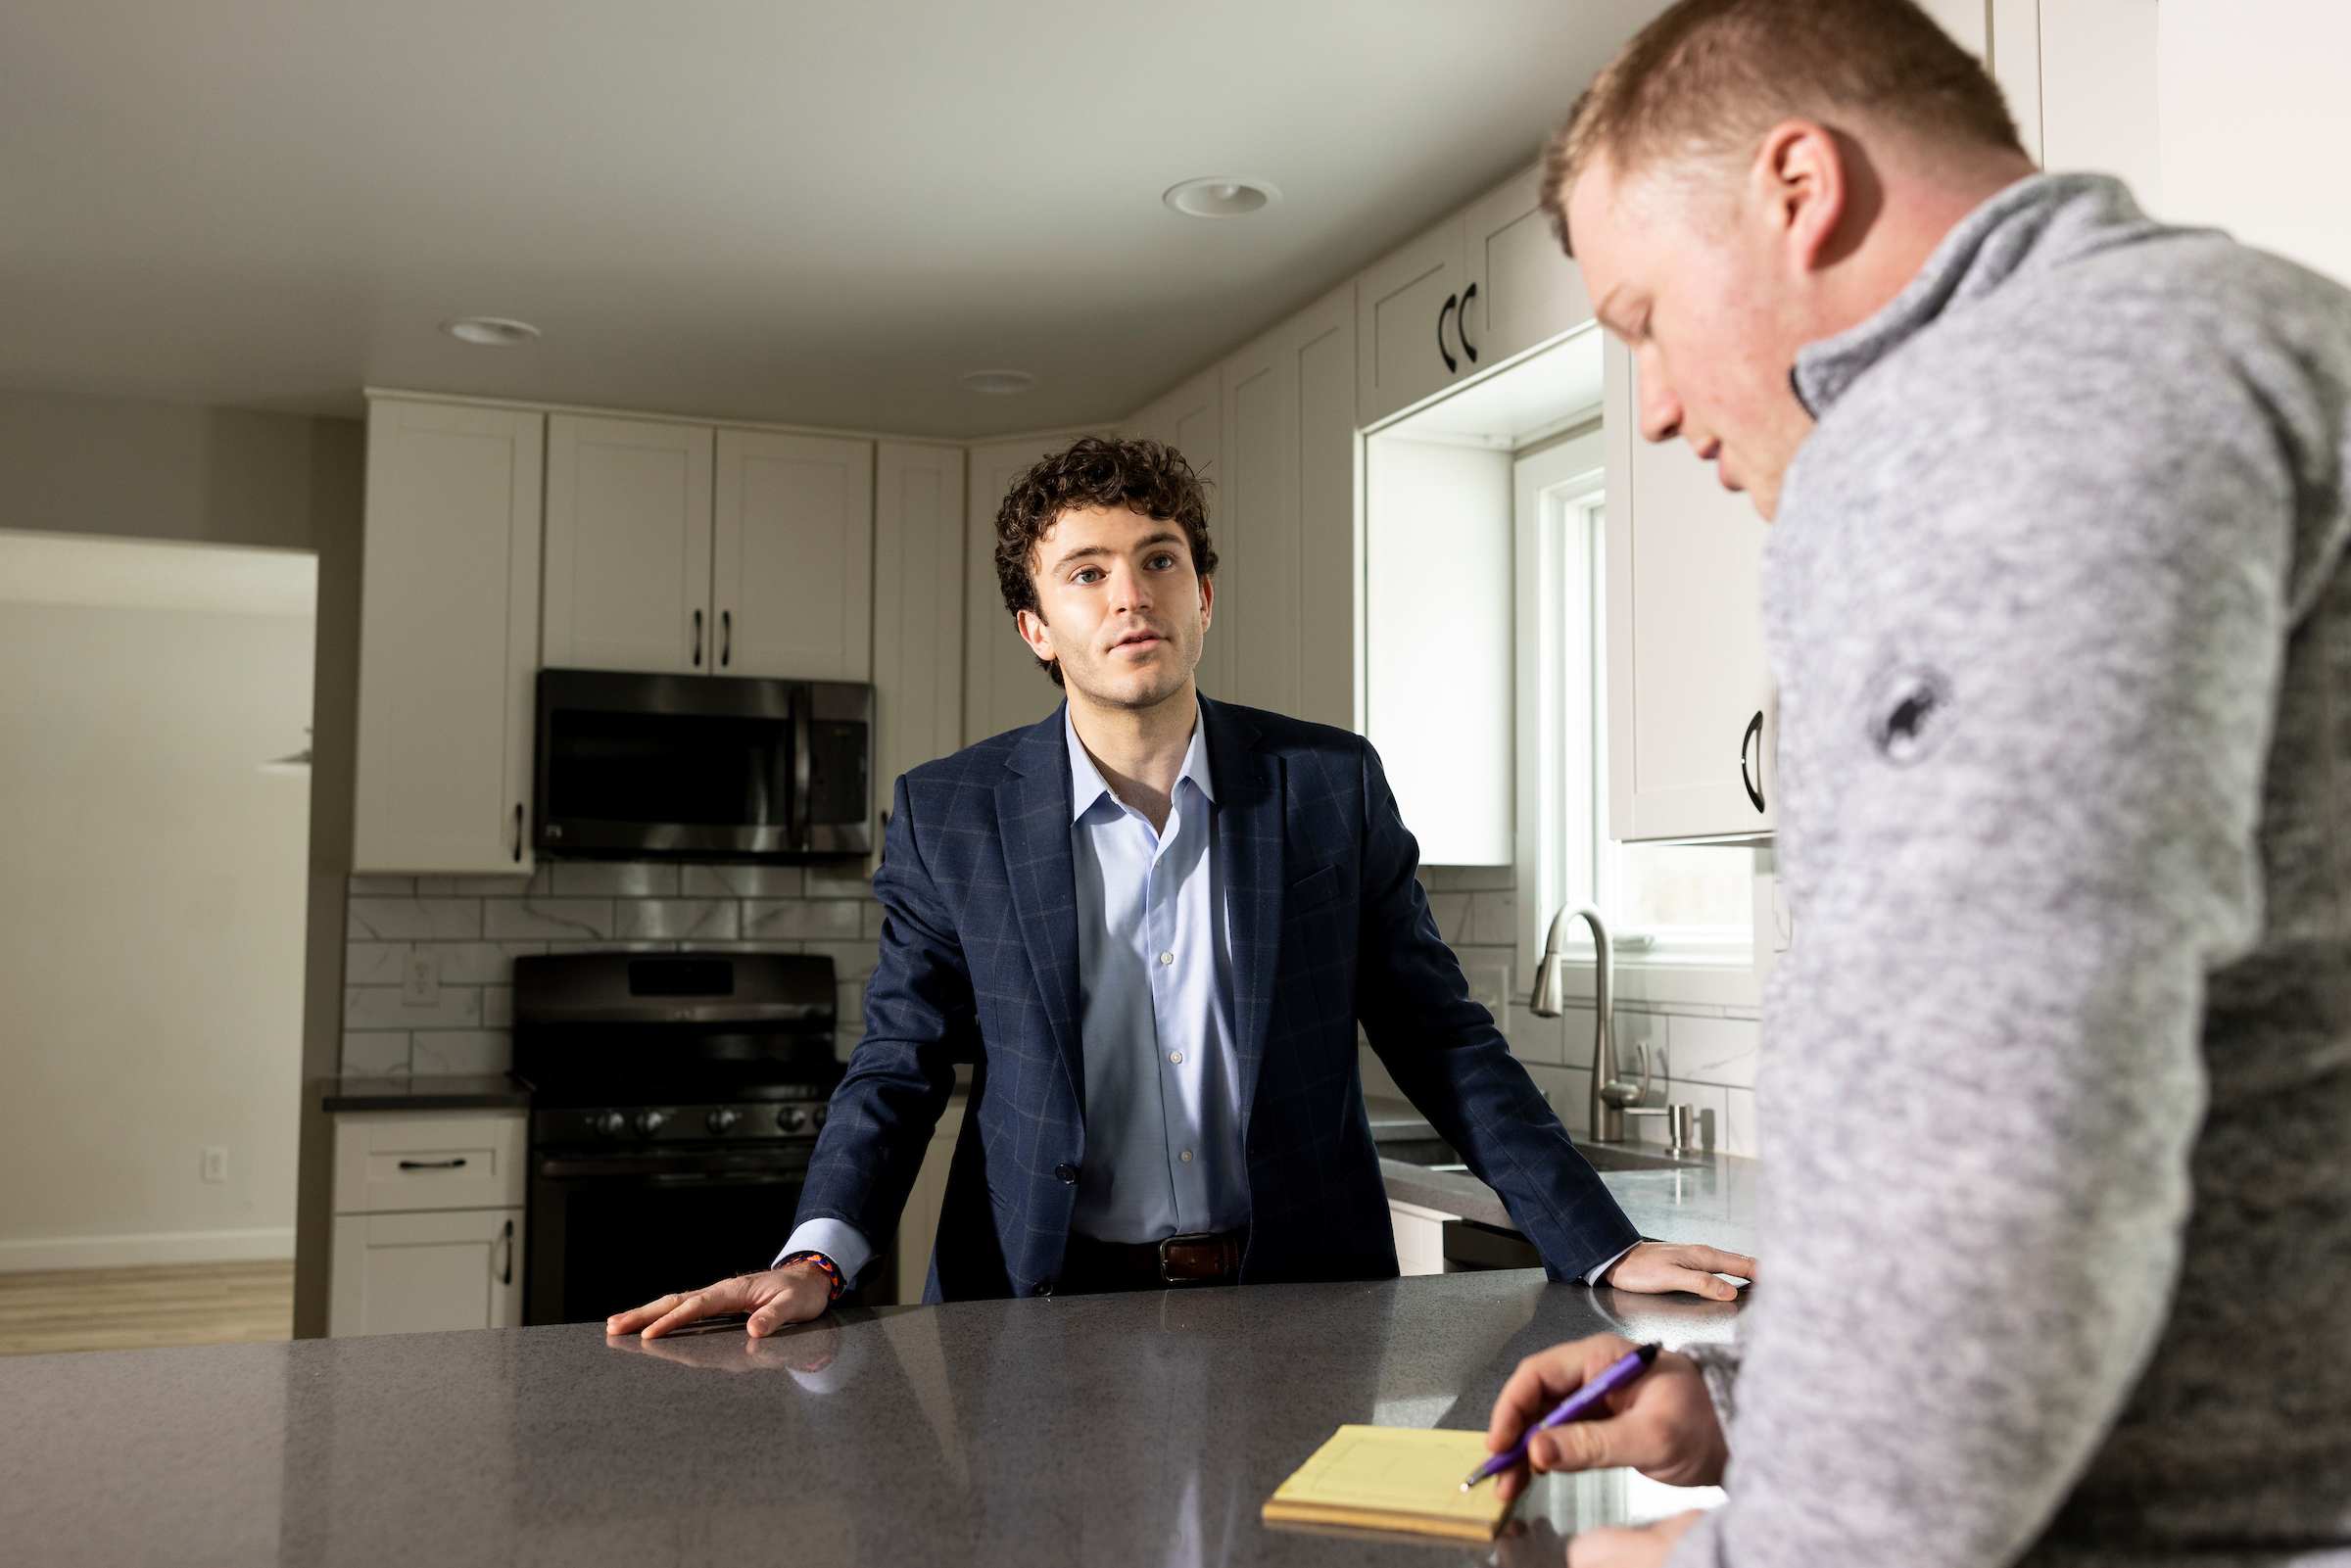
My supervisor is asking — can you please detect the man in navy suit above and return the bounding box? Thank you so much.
[611,437,1752,1337]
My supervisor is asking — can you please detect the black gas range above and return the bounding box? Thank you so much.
[512,950,845,1326]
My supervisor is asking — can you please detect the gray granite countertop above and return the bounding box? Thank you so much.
[1,1273,1742,1566]
[321,1073,531,1113]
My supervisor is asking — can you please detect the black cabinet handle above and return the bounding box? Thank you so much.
[1459,281,1480,363]
[1437,293,1460,374]
[720,610,731,669]
[1740,711,1766,812]
[513,803,525,863]
[398,1158,467,1170]
[500,1218,514,1286]
[693,608,703,667]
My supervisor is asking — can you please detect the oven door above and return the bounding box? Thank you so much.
[525,1142,816,1326]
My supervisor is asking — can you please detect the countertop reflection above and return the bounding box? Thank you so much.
[1,1271,1740,1566]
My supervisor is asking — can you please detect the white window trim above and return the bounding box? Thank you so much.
[1510,432,1761,1012]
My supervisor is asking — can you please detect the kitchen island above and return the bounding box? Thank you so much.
[2,1268,1742,1566]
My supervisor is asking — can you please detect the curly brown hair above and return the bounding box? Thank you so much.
[993,436,1218,688]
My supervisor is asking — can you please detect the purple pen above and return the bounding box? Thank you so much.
[1461,1342,1662,1490]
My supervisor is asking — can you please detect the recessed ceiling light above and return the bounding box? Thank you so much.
[442,316,542,347]
[959,369,1037,396]
[1164,177,1280,218]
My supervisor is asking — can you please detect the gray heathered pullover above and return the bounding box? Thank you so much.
[1670,175,2351,1568]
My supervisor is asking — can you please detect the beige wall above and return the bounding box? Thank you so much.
[0,582,313,1266]
[0,387,360,1325]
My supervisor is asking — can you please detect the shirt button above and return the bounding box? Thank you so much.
[1179,1150,1194,1164]
[1169,1050,1184,1065]
[1159,952,1174,965]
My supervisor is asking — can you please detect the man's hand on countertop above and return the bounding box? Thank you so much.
[604,1260,834,1340]
[1486,1333,1729,1501]
[1603,1241,1754,1300]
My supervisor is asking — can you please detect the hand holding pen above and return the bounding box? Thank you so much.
[1477,1334,1732,1501]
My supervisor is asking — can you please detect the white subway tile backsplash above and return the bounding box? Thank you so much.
[744,899,864,941]
[345,984,482,1031]
[432,940,545,985]
[805,863,876,898]
[615,898,741,941]
[1505,1002,1567,1068]
[482,986,512,1028]
[805,939,883,981]
[683,864,804,898]
[1422,893,1471,943]
[349,898,483,941]
[344,942,408,985]
[484,897,614,940]
[342,1030,412,1076]
[417,871,548,896]
[552,861,680,897]
[347,876,417,897]
[1467,890,1516,946]
[1417,865,1513,892]
[411,1030,512,1074]
[1723,1086,1759,1159]
[862,902,888,939]
[1670,1015,1760,1089]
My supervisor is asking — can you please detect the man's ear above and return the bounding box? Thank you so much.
[1197,575,1213,631]
[1751,119,1851,274]
[1016,606,1054,663]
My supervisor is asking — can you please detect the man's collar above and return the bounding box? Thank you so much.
[1064,700,1215,824]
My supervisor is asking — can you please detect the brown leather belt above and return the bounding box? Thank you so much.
[1063,1227,1247,1290]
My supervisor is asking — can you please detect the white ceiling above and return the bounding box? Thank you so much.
[0,1,1663,439]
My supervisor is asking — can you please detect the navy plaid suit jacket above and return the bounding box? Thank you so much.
[793,696,1641,1302]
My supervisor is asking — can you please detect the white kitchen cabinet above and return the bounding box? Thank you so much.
[715,429,874,681]
[1602,338,1776,841]
[874,441,967,801]
[963,435,1085,743]
[1390,1199,1459,1277]
[328,1111,528,1337]
[1356,217,1467,429]
[1126,368,1227,698]
[1218,285,1358,730]
[543,414,715,674]
[354,397,544,875]
[1461,166,1596,370]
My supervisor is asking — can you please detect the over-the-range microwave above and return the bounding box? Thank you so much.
[533,669,873,862]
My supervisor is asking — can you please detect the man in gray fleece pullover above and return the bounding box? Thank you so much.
[1480,2,2351,1565]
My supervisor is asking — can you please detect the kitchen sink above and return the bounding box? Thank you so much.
[1576,1142,1703,1172]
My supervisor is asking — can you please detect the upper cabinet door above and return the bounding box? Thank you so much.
[1355,216,1466,428]
[873,441,968,797]
[713,430,874,681]
[1462,166,1595,369]
[1602,339,1776,842]
[964,435,1083,744]
[1125,370,1225,697]
[543,415,714,674]
[354,398,544,875]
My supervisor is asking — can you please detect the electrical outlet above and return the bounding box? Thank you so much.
[402,948,440,1006]
[1469,963,1511,1022]
[201,1146,229,1184]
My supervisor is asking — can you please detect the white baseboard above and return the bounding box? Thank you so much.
[0,1227,296,1273]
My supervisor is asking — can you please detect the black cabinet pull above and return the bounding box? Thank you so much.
[693,608,703,667]
[398,1158,467,1170]
[1740,711,1766,812]
[500,1218,514,1286]
[720,610,731,668]
[1459,281,1479,363]
[1437,293,1460,373]
[513,803,525,863]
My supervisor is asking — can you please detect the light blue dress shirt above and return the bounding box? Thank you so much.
[778,704,1250,1280]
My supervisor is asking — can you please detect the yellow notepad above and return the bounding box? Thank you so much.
[1261,1425,1517,1542]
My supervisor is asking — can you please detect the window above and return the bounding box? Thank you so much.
[1514,434,1752,965]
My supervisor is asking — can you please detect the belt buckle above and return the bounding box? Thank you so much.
[1157,1232,1220,1284]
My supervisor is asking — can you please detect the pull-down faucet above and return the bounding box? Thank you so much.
[1530,903,1679,1146]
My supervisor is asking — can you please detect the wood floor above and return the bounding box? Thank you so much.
[0,1260,294,1357]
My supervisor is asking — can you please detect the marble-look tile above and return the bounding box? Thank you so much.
[348,898,482,941]
[1607,1009,1664,1086]
[835,978,865,1027]
[1669,1015,1759,1089]
[862,901,888,939]
[546,939,672,954]
[681,864,804,899]
[552,861,680,897]
[744,899,865,941]
[425,940,545,985]
[483,897,613,940]
[416,870,548,897]
[1505,1001,1566,1068]
[1525,1064,1593,1134]
[348,876,416,897]
[1417,864,1514,893]
[482,987,512,1028]
[1722,1086,1760,1159]
[804,939,883,981]
[699,940,803,954]
[345,985,482,1031]
[805,863,877,898]
[410,1030,512,1074]
[832,1023,864,1062]
[1467,890,1517,946]
[1421,892,1471,944]
[343,942,408,985]
[340,1030,411,1076]
[614,898,741,940]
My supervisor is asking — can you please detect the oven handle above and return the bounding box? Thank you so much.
[792,689,813,853]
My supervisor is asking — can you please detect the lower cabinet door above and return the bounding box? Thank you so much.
[330,1208,524,1337]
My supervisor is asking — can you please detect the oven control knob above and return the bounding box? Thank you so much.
[705,1108,742,1136]
[776,1106,809,1133]
[813,1106,829,1128]
[633,1110,667,1138]
[592,1111,626,1139]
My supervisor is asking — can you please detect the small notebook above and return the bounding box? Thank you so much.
[1261,1425,1518,1542]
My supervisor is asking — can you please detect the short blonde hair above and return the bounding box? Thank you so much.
[1541,0,2023,248]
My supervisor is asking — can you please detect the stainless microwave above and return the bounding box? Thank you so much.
[533,669,873,862]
